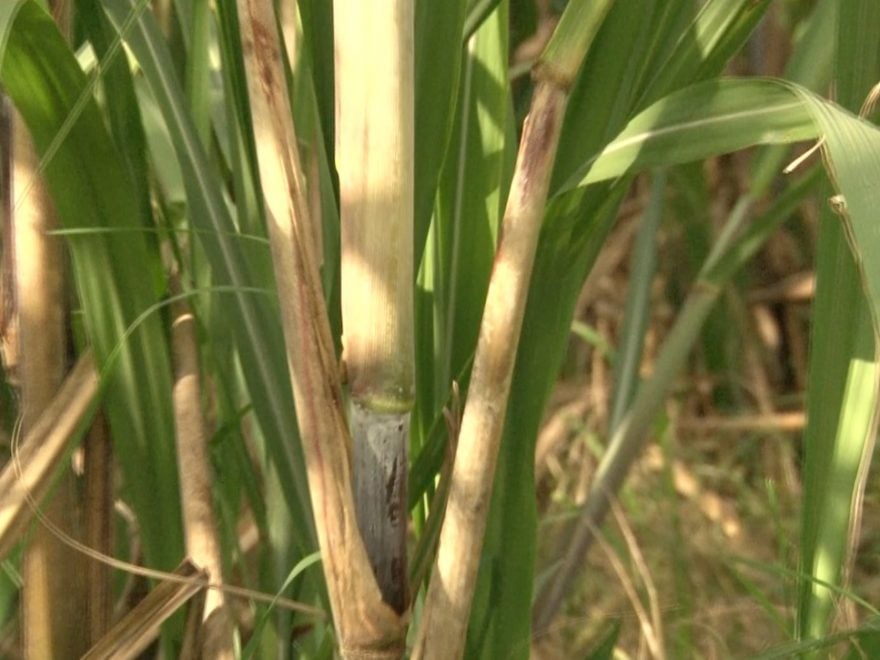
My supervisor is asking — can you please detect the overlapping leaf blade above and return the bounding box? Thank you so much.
[560,78,815,193]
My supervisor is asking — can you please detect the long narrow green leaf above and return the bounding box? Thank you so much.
[76,0,153,224]
[174,0,213,147]
[550,1,689,192]
[640,0,771,105]
[561,78,815,193]
[411,0,510,510]
[430,3,510,413]
[292,0,335,162]
[414,0,468,263]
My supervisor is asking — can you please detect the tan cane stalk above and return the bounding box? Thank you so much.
[334,0,414,613]
[12,107,87,658]
[334,0,414,413]
[412,78,568,660]
[412,1,616,657]
[11,4,84,654]
[237,1,405,657]
[170,278,234,659]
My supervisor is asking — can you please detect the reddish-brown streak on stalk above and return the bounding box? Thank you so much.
[521,100,557,181]
[487,95,558,274]
[248,8,276,93]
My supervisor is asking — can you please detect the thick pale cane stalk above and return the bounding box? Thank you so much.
[237,1,405,657]
[10,4,85,651]
[12,109,87,660]
[334,0,414,614]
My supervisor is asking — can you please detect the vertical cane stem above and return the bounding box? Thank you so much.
[334,0,414,613]
[237,1,406,655]
[413,1,616,656]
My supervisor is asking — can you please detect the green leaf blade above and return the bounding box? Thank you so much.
[563,78,817,193]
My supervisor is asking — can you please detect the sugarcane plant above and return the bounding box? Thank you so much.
[1,0,880,658]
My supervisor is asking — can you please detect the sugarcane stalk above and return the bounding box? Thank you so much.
[237,1,405,656]
[170,277,234,659]
[334,0,414,614]
[412,2,616,657]
[8,4,88,653]
[11,102,88,660]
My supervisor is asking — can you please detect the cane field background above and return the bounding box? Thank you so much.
[1,0,880,658]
